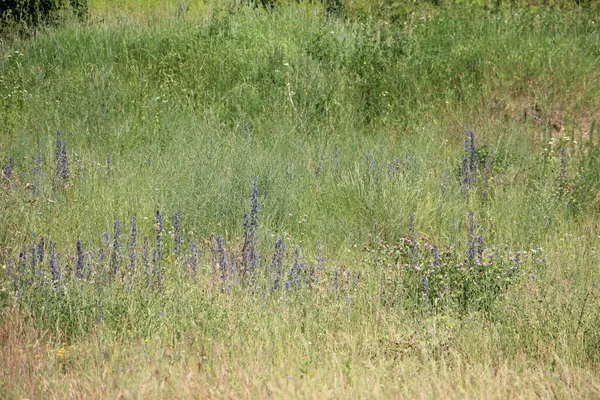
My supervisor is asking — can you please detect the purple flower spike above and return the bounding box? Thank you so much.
[215,235,228,282]
[155,210,164,257]
[143,236,151,287]
[269,238,285,293]
[242,178,259,280]
[37,236,45,265]
[467,210,477,264]
[129,216,138,272]
[317,240,325,271]
[270,238,285,277]
[111,221,122,277]
[55,131,70,182]
[76,240,84,279]
[174,210,182,257]
[49,241,60,286]
[3,156,14,179]
[461,129,477,190]
[432,244,440,268]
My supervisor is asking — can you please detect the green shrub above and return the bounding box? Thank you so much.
[0,0,87,30]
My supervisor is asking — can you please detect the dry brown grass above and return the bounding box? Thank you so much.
[2,308,599,399]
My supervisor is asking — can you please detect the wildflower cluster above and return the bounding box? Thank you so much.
[458,129,494,198]
[5,178,357,338]
[207,180,344,297]
[366,212,530,313]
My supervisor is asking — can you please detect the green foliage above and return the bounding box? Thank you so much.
[0,0,87,31]
[366,222,528,314]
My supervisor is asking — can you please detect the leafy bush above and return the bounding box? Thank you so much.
[0,0,87,30]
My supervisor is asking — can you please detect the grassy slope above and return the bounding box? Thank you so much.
[1,2,600,398]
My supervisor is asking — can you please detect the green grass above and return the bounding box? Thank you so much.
[1,2,600,398]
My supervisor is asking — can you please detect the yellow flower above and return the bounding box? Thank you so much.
[56,347,67,358]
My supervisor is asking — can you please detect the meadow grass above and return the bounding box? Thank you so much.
[1,1,600,398]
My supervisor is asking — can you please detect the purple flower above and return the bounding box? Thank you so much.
[317,240,325,271]
[388,157,401,177]
[155,210,164,258]
[49,241,60,286]
[475,235,484,258]
[76,240,84,279]
[214,235,228,282]
[287,245,305,288]
[55,130,69,182]
[270,238,285,292]
[467,210,476,264]
[19,245,27,271]
[143,236,151,287]
[432,244,440,268]
[3,156,14,179]
[242,178,259,279]
[333,268,339,291]
[173,210,182,257]
[461,129,477,190]
[29,243,37,274]
[129,216,138,272]
[37,236,45,265]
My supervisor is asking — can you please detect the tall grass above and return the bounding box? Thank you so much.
[1,2,600,398]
